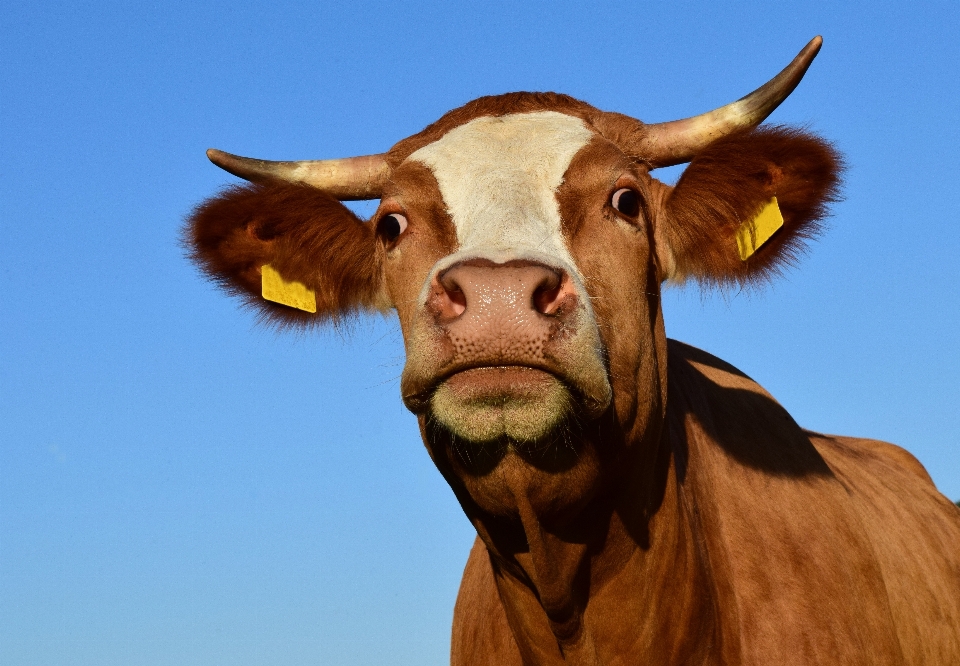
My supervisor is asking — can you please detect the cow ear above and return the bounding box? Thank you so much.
[660,126,843,286]
[184,182,386,328]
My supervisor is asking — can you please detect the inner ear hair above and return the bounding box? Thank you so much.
[184,182,384,329]
[664,126,843,288]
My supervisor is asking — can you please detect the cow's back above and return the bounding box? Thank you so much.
[812,433,960,664]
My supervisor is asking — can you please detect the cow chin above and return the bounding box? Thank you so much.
[430,366,573,445]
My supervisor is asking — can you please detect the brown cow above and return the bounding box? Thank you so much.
[185,37,960,665]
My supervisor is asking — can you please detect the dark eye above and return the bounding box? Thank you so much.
[611,188,640,218]
[377,213,408,242]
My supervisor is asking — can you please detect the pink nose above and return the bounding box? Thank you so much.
[427,259,577,332]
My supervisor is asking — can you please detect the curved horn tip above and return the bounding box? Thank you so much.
[205,148,264,183]
[798,35,823,62]
[638,35,828,169]
[206,148,233,168]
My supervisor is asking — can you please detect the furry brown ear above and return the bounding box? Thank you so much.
[184,182,384,328]
[662,126,843,286]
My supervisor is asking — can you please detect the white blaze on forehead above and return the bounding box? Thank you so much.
[409,111,593,265]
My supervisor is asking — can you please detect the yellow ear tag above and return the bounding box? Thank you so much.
[736,197,784,261]
[261,264,317,313]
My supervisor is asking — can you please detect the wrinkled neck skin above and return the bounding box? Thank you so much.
[420,309,713,665]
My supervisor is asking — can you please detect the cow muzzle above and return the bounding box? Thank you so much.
[401,258,612,445]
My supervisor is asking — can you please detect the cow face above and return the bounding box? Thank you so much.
[375,108,671,517]
[186,41,841,520]
[389,112,616,445]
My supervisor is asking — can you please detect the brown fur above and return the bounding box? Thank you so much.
[665,126,843,287]
[184,182,383,327]
[387,92,651,168]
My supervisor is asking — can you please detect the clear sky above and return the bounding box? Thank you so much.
[2,1,958,664]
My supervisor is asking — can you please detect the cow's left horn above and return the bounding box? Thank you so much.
[206,149,390,200]
[632,36,823,168]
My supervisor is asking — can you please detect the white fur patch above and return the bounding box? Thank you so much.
[409,112,593,271]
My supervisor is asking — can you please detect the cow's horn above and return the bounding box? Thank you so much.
[206,149,390,200]
[637,36,823,169]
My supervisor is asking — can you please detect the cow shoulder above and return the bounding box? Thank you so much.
[665,340,907,664]
[811,433,960,664]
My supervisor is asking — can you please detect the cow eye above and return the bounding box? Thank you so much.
[377,213,408,242]
[611,188,640,218]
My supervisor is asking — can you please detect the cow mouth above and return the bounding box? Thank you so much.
[404,361,568,410]
[443,365,558,396]
[424,364,579,446]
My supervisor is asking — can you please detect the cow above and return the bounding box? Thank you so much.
[185,36,960,665]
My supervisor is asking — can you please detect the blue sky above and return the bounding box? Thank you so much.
[2,1,958,664]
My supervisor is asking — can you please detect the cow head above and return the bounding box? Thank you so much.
[186,37,840,525]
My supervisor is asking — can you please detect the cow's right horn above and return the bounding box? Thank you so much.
[206,149,390,201]
[627,36,824,169]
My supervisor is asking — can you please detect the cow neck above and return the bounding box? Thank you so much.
[429,318,718,662]
[459,400,712,663]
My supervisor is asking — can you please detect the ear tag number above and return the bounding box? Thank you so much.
[736,197,784,261]
[261,264,317,313]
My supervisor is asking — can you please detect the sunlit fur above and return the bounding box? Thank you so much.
[409,112,592,267]
[185,182,386,328]
[666,126,843,286]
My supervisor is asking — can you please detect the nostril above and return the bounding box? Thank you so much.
[448,287,466,316]
[533,271,564,315]
[434,269,468,320]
